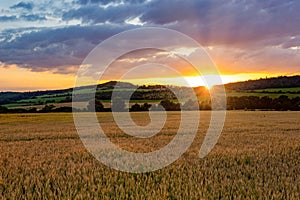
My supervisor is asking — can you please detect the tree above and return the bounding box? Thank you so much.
[130,103,152,112]
[140,103,152,111]
[129,103,141,112]
[0,106,8,113]
[87,99,104,112]
[53,107,72,112]
[159,99,180,111]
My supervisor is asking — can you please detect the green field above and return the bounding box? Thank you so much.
[0,111,299,199]
[223,87,300,99]
[226,91,300,99]
[249,87,300,93]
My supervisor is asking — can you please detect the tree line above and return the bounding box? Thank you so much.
[227,95,300,111]
[0,95,299,113]
[225,75,300,91]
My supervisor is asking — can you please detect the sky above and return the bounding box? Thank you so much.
[0,0,300,91]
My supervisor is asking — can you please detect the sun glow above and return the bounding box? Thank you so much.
[185,75,223,89]
[101,73,274,89]
[183,73,277,88]
[1,64,287,92]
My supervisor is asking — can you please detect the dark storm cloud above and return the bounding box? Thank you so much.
[140,0,213,25]
[1,0,300,74]
[63,0,300,47]
[0,25,137,73]
[10,2,33,10]
[140,0,300,47]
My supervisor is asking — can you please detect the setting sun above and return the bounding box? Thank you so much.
[185,75,223,89]
[183,73,280,88]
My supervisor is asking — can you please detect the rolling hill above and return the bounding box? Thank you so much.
[0,75,300,109]
[224,75,300,91]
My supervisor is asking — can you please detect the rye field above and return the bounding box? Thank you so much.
[0,111,299,199]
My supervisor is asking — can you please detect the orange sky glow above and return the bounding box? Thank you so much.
[0,64,294,91]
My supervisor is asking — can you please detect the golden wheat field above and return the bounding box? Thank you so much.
[0,111,299,199]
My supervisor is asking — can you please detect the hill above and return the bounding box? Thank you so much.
[0,75,299,109]
[224,75,300,91]
[0,81,138,106]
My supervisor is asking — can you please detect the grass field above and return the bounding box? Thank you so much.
[226,91,300,99]
[249,87,300,93]
[0,112,299,199]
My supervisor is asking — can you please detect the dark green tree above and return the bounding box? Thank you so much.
[130,103,152,112]
[159,99,180,111]
[130,103,141,112]
[140,103,152,111]
[87,99,104,112]
[0,106,8,113]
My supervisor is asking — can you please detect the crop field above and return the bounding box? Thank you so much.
[0,111,299,199]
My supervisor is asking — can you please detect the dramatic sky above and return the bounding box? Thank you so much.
[0,0,300,91]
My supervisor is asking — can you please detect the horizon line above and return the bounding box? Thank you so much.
[1,74,299,93]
